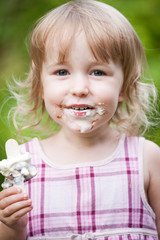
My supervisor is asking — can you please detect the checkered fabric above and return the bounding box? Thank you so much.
[20,135,158,240]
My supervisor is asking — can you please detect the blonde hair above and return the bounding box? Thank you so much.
[11,0,157,138]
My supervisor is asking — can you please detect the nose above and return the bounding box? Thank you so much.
[70,73,89,97]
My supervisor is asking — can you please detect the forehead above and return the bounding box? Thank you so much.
[44,26,114,66]
[45,31,109,69]
[45,30,98,64]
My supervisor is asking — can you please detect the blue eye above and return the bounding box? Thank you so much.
[92,70,105,76]
[56,70,68,76]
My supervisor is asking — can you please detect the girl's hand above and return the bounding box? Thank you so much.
[0,186,33,230]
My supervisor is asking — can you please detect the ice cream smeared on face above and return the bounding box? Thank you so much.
[78,103,105,133]
[96,103,106,116]
[55,105,63,119]
[62,102,106,133]
[77,121,93,133]
[0,139,37,191]
[63,103,105,119]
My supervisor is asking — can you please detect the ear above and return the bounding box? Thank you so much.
[118,91,125,102]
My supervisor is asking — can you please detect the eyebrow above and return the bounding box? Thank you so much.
[47,60,111,68]
[88,61,111,67]
[47,61,69,69]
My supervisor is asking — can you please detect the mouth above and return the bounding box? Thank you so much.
[64,105,95,117]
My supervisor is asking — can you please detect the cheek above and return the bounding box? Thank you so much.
[43,83,63,105]
[98,89,119,105]
[44,102,64,123]
[96,91,120,119]
[42,90,61,119]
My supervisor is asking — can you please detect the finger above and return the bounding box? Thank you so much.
[0,192,29,210]
[10,205,33,222]
[2,205,33,227]
[0,187,22,201]
[3,199,32,218]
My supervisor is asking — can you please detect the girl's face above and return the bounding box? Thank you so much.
[41,32,124,134]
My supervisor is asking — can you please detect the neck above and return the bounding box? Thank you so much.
[40,124,122,166]
[57,124,118,148]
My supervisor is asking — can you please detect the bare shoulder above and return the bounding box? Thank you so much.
[144,139,160,171]
[143,139,160,196]
[143,139,160,234]
[143,139,160,190]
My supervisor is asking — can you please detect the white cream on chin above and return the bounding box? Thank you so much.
[63,109,93,133]
[78,121,93,133]
[78,104,105,133]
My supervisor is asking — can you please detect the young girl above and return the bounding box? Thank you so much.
[0,0,160,239]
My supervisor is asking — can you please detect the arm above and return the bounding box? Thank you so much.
[144,140,160,239]
[0,186,33,240]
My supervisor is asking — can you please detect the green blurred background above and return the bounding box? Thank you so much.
[0,0,160,186]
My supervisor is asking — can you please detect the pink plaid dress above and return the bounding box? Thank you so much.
[20,134,158,240]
